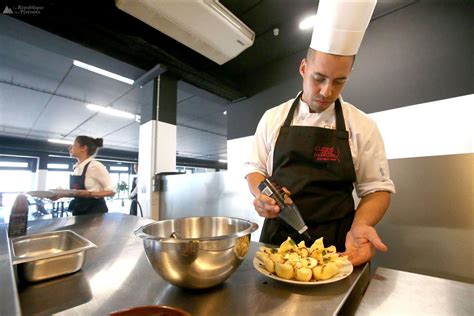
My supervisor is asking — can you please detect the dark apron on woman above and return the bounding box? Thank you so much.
[259,93,357,250]
[68,161,108,216]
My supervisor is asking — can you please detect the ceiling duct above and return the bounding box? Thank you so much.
[115,0,255,65]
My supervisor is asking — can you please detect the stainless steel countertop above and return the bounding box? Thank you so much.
[356,267,474,316]
[15,213,370,315]
[0,224,21,316]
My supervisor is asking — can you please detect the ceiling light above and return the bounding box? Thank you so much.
[223,110,227,115]
[48,139,73,145]
[218,159,227,163]
[73,60,135,85]
[87,104,135,119]
[299,15,317,30]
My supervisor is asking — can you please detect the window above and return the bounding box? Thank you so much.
[110,166,129,172]
[0,161,29,168]
[0,156,34,171]
[0,170,35,192]
[47,163,70,170]
[0,156,36,193]
[45,170,71,190]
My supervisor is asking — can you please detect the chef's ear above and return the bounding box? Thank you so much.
[299,58,307,78]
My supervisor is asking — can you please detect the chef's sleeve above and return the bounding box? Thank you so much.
[354,120,396,197]
[244,111,272,178]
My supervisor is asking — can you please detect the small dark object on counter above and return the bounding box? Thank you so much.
[8,193,29,237]
[109,305,191,316]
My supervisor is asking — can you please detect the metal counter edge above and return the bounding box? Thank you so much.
[0,223,22,315]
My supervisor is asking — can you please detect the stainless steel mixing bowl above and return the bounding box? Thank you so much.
[135,216,258,289]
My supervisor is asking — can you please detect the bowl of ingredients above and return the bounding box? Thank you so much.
[135,216,258,289]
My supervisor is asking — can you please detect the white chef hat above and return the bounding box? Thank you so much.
[310,0,377,56]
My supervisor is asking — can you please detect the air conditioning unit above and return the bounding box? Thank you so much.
[115,0,255,65]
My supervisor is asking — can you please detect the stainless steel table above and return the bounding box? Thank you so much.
[16,213,370,315]
[356,267,474,316]
[0,223,21,316]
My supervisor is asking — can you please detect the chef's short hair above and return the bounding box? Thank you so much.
[306,48,356,68]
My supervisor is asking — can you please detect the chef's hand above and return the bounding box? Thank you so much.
[343,224,388,266]
[253,194,280,218]
[253,187,291,218]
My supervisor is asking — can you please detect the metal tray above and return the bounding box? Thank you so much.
[10,230,96,282]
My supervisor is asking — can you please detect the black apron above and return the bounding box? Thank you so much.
[259,94,357,250]
[68,161,108,216]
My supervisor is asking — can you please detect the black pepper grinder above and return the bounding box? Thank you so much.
[258,178,311,240]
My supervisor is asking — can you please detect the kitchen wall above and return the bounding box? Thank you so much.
[375,153,473,283]
[228,0,473,139]
[223,0,473,283]
[159,171,262,239]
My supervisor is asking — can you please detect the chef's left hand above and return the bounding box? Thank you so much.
[343,224,388,266]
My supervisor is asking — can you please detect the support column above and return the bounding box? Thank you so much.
[138,73,177,219]
[36,154,48,190]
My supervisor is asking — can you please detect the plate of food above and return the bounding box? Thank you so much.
[26,190,56,199]
[49,189,81,197]
[253,237,353,285]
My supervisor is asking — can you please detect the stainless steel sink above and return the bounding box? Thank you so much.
[10,230,96,282]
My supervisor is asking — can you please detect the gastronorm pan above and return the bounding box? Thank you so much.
[10,230,96,282]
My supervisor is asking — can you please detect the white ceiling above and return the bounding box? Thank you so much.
[0,16,229,162]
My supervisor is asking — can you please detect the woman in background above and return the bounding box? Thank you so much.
[129,163,138,216]
[66,136,116,215]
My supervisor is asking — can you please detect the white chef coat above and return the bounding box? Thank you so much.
[245,94,395,198]
[73,157,116,192]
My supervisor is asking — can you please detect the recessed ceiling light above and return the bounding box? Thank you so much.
[73,60,135,85]
[223,110,227,115]
[87,104,136,119]
[48,139,73,145]
[299,15,317,30]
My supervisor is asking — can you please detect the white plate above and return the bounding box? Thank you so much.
[26,191,56,199]
[253,256,353,285]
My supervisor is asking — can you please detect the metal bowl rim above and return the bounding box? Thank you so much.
[134,216,258,242]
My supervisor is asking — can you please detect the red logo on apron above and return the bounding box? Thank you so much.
[314,146,340,162]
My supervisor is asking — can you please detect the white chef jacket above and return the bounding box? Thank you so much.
[245,94,395,198]
[73,157,116,192]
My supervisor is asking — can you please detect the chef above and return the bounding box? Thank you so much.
[65,135,116,216]
[245,0,395,266]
